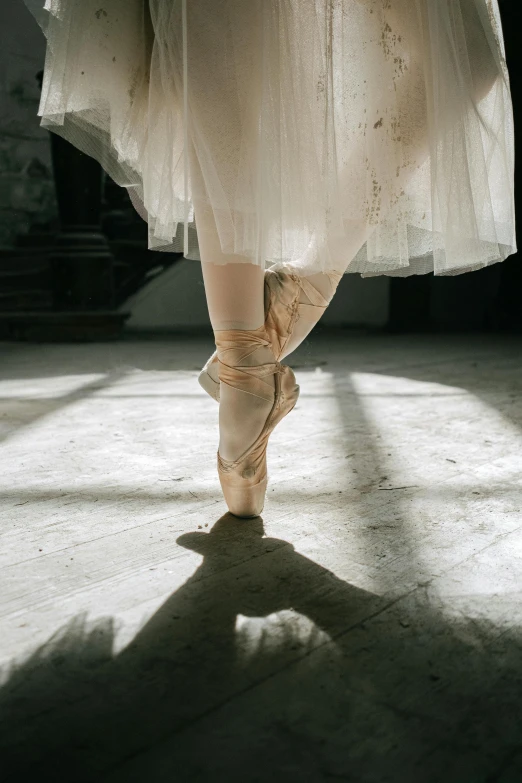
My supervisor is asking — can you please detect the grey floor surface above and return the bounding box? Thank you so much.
[0,331,521,782]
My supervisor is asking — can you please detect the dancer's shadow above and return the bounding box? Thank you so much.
[0,514,379,782]
[1,514,522,783]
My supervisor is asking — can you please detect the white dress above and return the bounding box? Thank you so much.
[24,0,516,277]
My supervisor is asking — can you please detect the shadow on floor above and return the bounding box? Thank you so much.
[1,513,521,783]
[2,334,522,780]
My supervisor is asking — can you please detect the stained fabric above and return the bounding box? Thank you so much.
[24,0,516,276]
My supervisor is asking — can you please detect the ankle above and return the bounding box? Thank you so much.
[242,344,276,368]
[299,271,341,307]
[218,382,274,461]
[279,272,341,360]
[214,325,276,369]
[215,326,278,462]
[211,319,265,331]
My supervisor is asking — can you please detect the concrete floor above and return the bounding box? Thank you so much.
[0,331,521,782]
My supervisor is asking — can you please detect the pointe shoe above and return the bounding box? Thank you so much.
[215,327,300,518]
[198,266,342,402]
[264,266,343,360]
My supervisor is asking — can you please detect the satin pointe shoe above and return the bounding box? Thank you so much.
[264,266,343,359]
[198,267,342,402]
[215,327,300,518]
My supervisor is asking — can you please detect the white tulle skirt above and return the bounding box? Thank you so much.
[25,0,516,276]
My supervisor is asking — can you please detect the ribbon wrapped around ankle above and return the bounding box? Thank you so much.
[214,328,283,404]
[296,271,343,321]
[218,360,283,403]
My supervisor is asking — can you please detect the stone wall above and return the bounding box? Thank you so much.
[0,0,57,247]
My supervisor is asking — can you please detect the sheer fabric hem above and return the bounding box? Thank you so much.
[25,0,516,277]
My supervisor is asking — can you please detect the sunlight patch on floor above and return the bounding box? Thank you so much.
[235,610,334,662]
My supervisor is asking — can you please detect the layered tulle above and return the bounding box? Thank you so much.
[25,0,516,276]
